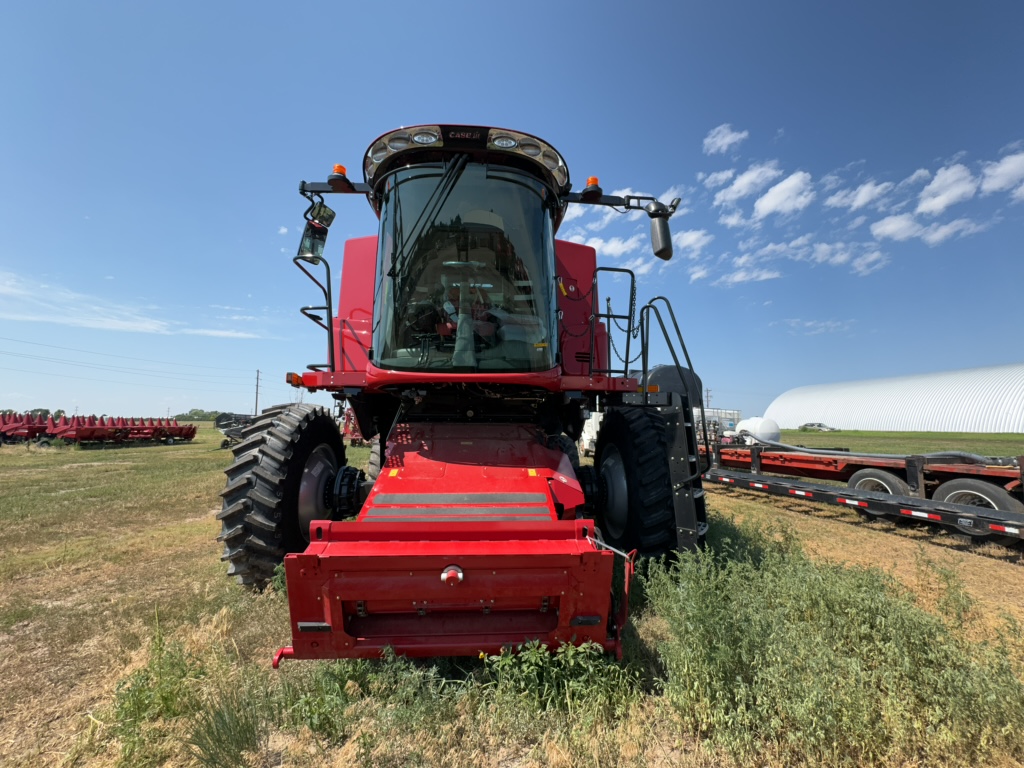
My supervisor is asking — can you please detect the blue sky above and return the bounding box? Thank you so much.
[2,1,1023,420]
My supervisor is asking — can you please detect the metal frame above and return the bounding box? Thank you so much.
[704,467,1024,541]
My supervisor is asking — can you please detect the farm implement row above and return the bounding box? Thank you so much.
[0,413,197,446]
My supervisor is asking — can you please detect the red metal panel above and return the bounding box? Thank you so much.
[282,519,619,659]
[333,236,376,373]
[555,239,610,376]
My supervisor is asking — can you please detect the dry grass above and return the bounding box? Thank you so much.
[1,427,1023,767]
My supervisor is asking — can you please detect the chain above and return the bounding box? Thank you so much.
[559,276,595,303]
[608,330,643,365]
[559,315,593,338]
[606,281,640,339]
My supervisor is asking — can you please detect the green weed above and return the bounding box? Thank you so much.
[110,622,207,766]
[186,671,275,768]
[483,639,640,717]
[644,517,1024,766]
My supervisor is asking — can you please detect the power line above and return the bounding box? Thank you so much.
[1,366,256,394]
[0,349,253,383]
[0,335,252,372]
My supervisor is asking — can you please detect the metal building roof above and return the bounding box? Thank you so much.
[763,363,1024,433]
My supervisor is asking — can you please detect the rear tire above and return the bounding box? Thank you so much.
[847,468,910,517]
[218,404,345,588]
[594,407,675,556]
[933,478,1023,546]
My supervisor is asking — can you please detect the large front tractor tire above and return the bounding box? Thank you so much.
[594,407,675,557]
[218,404,347,588]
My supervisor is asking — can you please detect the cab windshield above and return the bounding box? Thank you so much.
[372,162,558,372]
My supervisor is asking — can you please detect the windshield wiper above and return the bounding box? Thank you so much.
[389,153,469,282]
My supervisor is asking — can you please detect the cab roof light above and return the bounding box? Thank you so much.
[362,124,570,192]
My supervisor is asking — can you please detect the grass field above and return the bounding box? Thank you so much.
[2,424,1023,767]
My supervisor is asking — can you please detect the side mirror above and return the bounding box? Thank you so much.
[651,217,673,261]
[310,201,336,228]
[297,221,328,264]
[646,200,673,261]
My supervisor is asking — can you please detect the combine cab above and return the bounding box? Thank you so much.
[217,125,707,662]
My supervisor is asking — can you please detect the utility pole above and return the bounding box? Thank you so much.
[704,387,712,410]
[254,369,261,415]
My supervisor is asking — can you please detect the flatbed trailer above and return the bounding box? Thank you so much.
[702,442,1024,545]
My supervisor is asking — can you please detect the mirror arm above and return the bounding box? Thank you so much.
[563,192,681,220]
[300,181,372,195]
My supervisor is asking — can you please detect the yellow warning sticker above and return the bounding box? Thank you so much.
[528,468,537,476]
[389,469,399,477]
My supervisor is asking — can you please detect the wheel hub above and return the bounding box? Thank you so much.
[297,444,339,542]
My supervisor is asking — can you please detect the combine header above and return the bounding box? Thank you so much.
[0,413,196,445]
[217,125,707,662]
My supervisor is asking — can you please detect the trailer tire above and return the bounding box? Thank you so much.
[847,469,910,517]
[933,478,1024,546]
[218,403,345,588]
[595,407,674,556]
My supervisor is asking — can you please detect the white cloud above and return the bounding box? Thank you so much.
[620,256,655,276]
[714,268,781,286]
[820,173,843,191]
[182,329,263,339]
[778,318,854,335]
[810,242,852,266]
[718,210,750,229]
[871,214,922,241]
[871,213,984,246]
[848,215,867,230]
[561,204,587,223]
[278,226,288,235]
[584,187,646,231]
[702,169,735,189]
[672,229,714,257]
[0,271,264,337]
[688,265,710,283]
[584,234,645,258]
[916,164,977,215]
[898,168,931,189]
[714,162,783,206]
[753,171,816,219]
[918,218,984,246]
[1014,185,1024,202]
[703,124,749,155]
[980,152,1024,194]
[824,180,894,211]
[851,251,888,276]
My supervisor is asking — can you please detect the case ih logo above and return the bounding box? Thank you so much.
[446,129,481,140]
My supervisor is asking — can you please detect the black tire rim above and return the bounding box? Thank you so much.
[297,444,338,542]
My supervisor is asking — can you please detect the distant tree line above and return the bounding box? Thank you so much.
[173,408,223,421]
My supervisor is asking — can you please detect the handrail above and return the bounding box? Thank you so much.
[638,298,711,478]
[588,267,637,378]
[293,255,335,372]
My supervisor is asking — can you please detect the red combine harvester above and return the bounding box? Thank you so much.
[218,125,707,663]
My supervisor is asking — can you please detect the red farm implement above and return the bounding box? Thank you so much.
[0,413,196,445]
[217,124,708,663]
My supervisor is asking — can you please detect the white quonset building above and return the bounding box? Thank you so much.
[763,363,1024,433]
